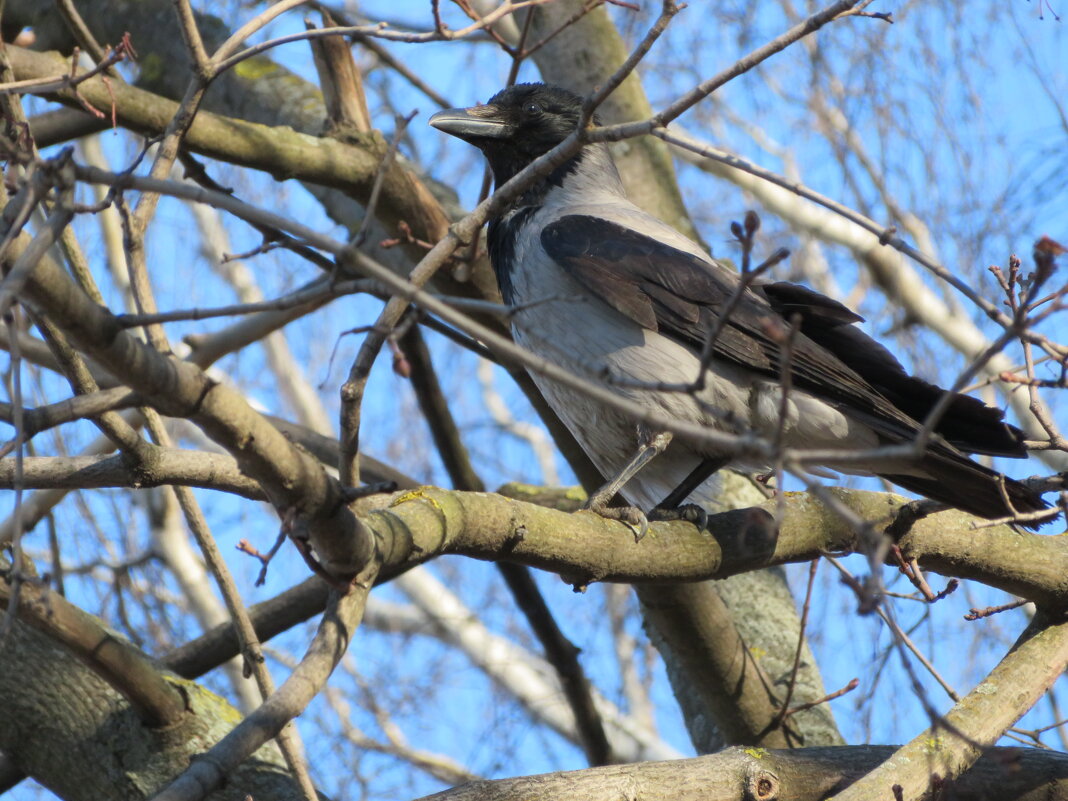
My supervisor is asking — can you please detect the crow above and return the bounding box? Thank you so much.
[430,83,1047,532]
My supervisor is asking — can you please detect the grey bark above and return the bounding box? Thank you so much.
[418,744,1068,801]
[0,613,303,800]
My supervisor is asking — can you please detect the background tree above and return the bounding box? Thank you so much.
[0,1,1066,800]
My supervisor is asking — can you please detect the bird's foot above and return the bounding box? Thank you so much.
[583,495,649,542]
[649,503,708,531]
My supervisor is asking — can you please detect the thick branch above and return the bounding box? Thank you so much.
[417,744,1068,801]
[366,486,1068,607]
[161,577,330,679]
[0,571,187,728]
[635,581,795,748]
[0,590,306,801]
[0,451,264,499]
[7,45,451,265]
[151,580,374,801]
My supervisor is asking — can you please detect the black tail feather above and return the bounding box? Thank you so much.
[762,282,1028,457]
[880,457,1048,528]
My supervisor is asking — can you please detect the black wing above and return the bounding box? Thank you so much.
[759,282,1026,456]
[541,215,1026,457]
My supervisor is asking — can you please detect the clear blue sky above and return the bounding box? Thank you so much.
[5,2,1067,798]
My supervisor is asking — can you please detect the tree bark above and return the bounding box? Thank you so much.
[0,606,301,800]
[416,744,1068,801]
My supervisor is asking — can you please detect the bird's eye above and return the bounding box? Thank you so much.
[524,102,542,116]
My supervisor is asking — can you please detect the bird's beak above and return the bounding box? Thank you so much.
[429,105,512,141]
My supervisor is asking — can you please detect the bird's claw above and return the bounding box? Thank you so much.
[649,503,708,531]
[584,497,650,542]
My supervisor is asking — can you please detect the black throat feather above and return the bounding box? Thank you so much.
[485,152,586,306]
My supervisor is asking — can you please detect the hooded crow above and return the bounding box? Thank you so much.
[430,83,1047,530]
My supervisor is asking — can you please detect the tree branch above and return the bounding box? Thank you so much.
[1,231,366,574]
[0,569,187,728]
[151,577,376,801]
[367,486,1068,607]
[6,44,452,268]
[0,451,264,498]
[834,612,1068,800]
[416,743,1068,801]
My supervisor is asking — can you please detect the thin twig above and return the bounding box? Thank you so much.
[782,677,860,719]
[52,0,109,64]
[353,110,417,247]
[114,279,373,327]
[0,41,130,96]
[211,2,554,76]
[964,599,1030,621]
[774,558,820,728]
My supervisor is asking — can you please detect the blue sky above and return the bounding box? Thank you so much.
[4,2,1068,798]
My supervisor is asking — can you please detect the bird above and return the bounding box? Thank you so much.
[429,82,1048,532]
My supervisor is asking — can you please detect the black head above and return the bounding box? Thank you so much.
[429,83,588,186]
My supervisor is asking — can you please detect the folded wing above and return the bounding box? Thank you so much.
[541,214,1045,521]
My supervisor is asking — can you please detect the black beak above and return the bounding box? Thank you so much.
[429,105,512,141]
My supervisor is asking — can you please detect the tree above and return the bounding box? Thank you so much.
[1,1,1066,799]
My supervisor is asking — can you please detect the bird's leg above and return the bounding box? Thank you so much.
[647,457,729,531]
[655,457,727,510]
[583,431,673,541]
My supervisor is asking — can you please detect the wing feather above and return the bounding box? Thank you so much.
[540,215,1026,456]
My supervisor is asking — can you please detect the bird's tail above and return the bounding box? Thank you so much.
[879,450,1048,527]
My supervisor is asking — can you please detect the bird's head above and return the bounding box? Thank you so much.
[429,83,588,186]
